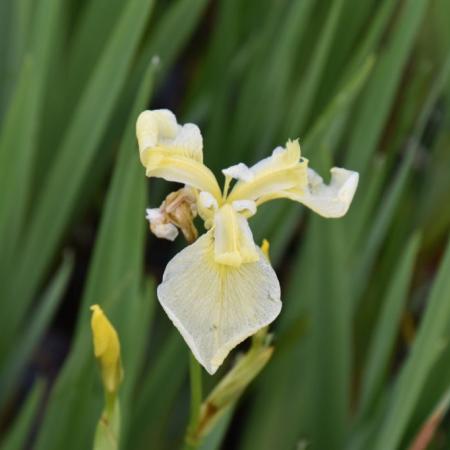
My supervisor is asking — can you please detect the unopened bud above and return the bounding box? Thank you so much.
[90,305,123,394]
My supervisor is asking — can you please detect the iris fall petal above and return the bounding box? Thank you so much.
[157,232,281,374]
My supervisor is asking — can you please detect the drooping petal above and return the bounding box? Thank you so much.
[157,232,281,374]
[136,110,221,199]
[278,167,359,218]
[226,140,308,203]
[213,204,259,267]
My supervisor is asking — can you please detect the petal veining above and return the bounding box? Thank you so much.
[157,232,281,374]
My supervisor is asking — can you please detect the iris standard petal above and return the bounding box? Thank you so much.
[136,109,221,199]
[157,231,281,374]
[226,140,308,203]
[137,109,203,162]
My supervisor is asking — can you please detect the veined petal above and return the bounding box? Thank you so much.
[136,109,221,199]
[157,232,281,374]
[277,167,359,218]
[214,204,259,267]
[226,140,308,203]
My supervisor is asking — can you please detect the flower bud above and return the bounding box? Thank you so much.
[90,305,123,394]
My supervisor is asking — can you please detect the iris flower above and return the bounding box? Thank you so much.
[137,109,359,374]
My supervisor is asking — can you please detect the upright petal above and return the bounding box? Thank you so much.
[136,110,221,199]
[137,109,203,162]
[226,140,308,203]
[157,232,281,374]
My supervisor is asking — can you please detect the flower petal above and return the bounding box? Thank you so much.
[214,204,259,267]
[137,109,203,162]
[157,231,281,374]
[284,167,359,218]
[136,110,221,199]
[226,140,308,203]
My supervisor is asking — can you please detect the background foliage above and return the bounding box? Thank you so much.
[1,0,450,449]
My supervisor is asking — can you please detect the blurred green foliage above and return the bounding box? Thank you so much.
[1,0,450,449]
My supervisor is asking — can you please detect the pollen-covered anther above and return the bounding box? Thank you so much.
[146,187,199,243]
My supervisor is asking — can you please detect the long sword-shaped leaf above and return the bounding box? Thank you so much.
[0,253,73,410]
[0,380,45,450]
[1,0,155,357]
[33,60,156,450]
[125,332,187,450]
[372,236,450,450]
[0,0,61,294]
[358,233,421,417]
[284,0,346,136]
[344,0,429,174]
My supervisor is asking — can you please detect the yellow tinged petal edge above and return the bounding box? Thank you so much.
[157,232,281,374]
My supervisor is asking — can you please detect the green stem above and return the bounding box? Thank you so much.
[184,352,203,449]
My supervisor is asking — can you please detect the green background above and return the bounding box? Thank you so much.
[1,0,450,449]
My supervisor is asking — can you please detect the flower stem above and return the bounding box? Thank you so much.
[184,352,203,449]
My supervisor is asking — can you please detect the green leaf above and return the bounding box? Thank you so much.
[284,0,346,136]
[372,236,450,450]
[0,0,61,293]
[33,58,157,450]
[252,55,374,265]
[351,148,415,305]
[0,253,73,410]
[300,218,351,450]
[0,379,45,450]
[344,0,429,174]
[1,0,155,356]
[351,54,450,307]
[125,332,187,450]
[358,233,421,417]
[120,278,157,445]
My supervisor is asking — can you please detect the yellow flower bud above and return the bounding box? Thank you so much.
[90,304,123,394]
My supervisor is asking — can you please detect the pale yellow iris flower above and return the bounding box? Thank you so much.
[136,109,359,374]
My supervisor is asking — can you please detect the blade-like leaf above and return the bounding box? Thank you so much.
[0,379,45,450]
[344,0,429,174]
[0,253,73,410]
[372,236,450,450]
[1,0,155,356]
[358,233,421,416]
[33,59,157,450]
